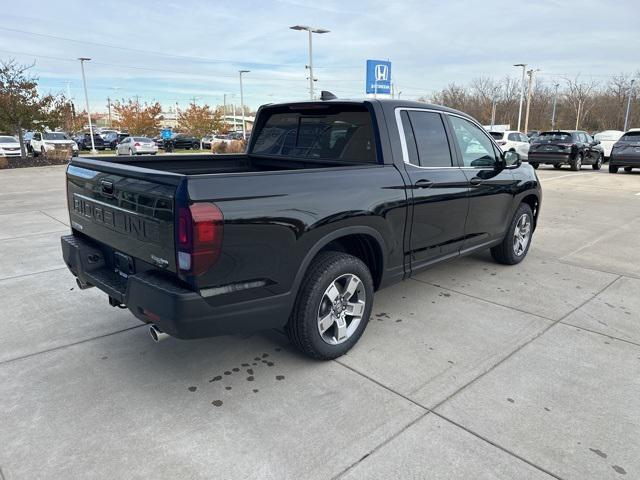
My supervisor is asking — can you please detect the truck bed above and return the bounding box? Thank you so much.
[89,153,365,176]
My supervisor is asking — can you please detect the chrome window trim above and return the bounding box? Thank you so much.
[395,107,503,170]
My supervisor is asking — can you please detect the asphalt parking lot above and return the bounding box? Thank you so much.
[0,164,638,480]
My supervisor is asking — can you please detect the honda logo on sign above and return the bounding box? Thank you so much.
[375,64,389,82]
[366,59,392,95]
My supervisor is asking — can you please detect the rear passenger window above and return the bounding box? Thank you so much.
[406,111,452,167]
[508,133,519,141]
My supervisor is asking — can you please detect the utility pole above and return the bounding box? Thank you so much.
[514,63,527,132]
[575,100,582,130]
[107,97,112,128]
[290,25,330,100]
[239,70,250,139]
[624,79,635,131]
[223,93,227,131]
[490,96,497,130]
[523,68,539,134]
[551,83,559,130]
[78,58,97,154]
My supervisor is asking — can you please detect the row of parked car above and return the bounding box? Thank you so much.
[485,127,640,173]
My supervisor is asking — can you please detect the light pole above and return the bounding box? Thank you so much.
[290,25,330,100]
[551,83,560,130]
[239,70,249,140]
[624,79,635,132]
[524,68,540,134]
[78,57,96,154]
[514,63,527,132]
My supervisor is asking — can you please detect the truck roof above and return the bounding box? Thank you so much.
[261,97,474,121]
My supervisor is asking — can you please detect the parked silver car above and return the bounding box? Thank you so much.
[116,136,158,156]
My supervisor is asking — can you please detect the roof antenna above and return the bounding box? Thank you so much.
[320,91,337,101]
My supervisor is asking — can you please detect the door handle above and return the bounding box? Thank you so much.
[414,179,434,189]
[469,177,483,186]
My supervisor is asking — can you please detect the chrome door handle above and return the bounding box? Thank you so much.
[469,177,483,186]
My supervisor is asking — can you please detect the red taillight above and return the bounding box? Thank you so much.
[134,142,141,147]
[177,203,223,276]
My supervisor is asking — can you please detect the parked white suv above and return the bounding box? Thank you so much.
[594,130,624,159]
[488,130,530,160]
[31,132,79,157]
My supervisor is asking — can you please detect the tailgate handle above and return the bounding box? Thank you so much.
[100,180,114,196]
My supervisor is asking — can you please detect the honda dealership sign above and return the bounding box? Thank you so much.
[366,60,392,95]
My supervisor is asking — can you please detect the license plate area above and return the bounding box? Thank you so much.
[114,251,135,278]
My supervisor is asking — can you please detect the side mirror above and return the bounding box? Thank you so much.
[595,139,601,145]
[504,150,521,167]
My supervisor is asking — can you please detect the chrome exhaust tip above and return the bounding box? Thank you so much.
[149,325,169,343]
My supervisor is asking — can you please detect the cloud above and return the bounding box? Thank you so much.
[1,0,638,111]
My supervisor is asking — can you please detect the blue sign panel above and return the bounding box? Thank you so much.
[366,59,392,94]
[161,128,172,140]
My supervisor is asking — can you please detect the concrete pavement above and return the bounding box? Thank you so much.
[0,164,638,479]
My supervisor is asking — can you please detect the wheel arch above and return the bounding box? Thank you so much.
[520,193,540,230]
[291,227,387,300]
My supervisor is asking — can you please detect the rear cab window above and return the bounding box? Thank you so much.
[250,104,378,164]
[620,132,640,142]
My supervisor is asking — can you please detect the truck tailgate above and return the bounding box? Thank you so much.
[66,163,178,273]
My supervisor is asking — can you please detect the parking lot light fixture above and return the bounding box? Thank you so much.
[290,25,330,100]
[239,70,250,140]
[514,64,527,132]
[78,57,97,154]
[551,83,560,130]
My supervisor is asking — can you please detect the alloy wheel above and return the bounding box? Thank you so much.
[317,273,366,345]
[513,213,532,257]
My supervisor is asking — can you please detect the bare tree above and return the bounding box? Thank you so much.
[564,76,599,130]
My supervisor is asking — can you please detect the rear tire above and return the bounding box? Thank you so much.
[530,163,539,169]
[592,154,603,170]
[625,167,633,173]
[553,164,562,169]
[609,164,618,173]
[285,251,374,360]
[490,203,534,266]
[570,154,582,171]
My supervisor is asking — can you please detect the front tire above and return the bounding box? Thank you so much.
[609,164,619,173]
[490,203,534,265]
[285,251,374,360]
[625,167,633,173]
[530,163,539,169]
[592,153,603,170]
[553,164,562,169]
[570,154,583,171]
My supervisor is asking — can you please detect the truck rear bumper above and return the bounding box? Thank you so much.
[61,234,292,339]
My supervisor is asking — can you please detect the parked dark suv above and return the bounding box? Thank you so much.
[528,130,604,171]
[609,130,640,173]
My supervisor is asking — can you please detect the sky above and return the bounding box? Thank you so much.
[0,0,638,112]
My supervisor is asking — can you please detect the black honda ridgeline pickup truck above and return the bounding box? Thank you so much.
[62,98,541,360]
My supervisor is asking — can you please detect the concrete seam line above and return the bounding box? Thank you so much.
[334,360,429,411]
[39,209,70,227]
[330,411,430,480]
[560,321,640,349]
[409,277,555,323]
[554,259,639,280]
[0,325,145,366]
[428,274,622,412]
[433,412,566,480]
[0,267,67,283]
